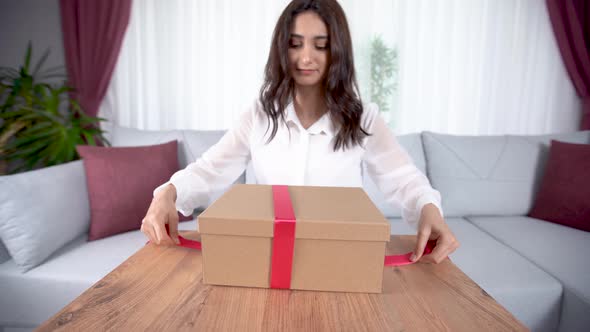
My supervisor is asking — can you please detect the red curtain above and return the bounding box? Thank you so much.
[547,0,590,130]
[60,0,132,117]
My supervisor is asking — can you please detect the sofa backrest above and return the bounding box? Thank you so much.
[422,131,590,217]
[112,125,426,218]
[111,125,239,174]
[112,125,590,219]
[110,125,246,208]
[110,126,222,169]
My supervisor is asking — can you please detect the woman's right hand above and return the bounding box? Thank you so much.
[141,184,180,245]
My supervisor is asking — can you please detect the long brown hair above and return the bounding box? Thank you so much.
[259,0,370,151]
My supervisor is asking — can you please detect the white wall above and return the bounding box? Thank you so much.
[0,0,65,76]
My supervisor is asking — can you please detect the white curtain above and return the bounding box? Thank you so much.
[101,0,581,135]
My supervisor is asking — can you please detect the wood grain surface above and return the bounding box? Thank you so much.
[37,233,528,332]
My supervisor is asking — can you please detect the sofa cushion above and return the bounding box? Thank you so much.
[468,216,590,332]
[0,220,196,328]
[559,287,590,332]
[528,140,590,231]
[77,141,189,241]
[389,217,562,332]
[423,131,590,217]
[0,161,90,272]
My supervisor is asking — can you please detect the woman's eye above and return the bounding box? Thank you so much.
[288,41,328,50]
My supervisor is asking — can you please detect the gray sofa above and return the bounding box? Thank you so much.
[0,125,588,332]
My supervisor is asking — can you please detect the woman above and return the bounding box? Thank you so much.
[142,0,459,264]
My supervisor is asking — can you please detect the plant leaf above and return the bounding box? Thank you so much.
[82,132,96,146]
[24,41,32,74]
[1,43,108,172]
[6,139,48,160]
[32,48,51,77]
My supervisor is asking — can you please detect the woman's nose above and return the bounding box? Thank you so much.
[301,46,312,65]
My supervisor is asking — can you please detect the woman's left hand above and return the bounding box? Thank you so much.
[411,203,460,263]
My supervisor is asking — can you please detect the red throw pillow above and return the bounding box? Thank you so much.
[77,141,192,241]
[528,140,590,232]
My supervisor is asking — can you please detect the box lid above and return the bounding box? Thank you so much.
[198,184,390,242]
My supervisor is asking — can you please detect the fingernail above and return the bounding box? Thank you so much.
[410,254,417,262]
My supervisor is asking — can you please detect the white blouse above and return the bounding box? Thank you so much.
[156,99,442,228]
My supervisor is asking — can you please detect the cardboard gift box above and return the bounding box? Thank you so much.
[198,184,391,293]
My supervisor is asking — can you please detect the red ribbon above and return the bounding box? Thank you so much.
[269,185,297,289]
[164,224,201,250]
[384,240,435,266]
[153,185,437,289]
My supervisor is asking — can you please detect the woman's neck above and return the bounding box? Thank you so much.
[293,85,327,129]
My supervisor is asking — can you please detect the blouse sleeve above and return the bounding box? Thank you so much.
[153,102,255,216]
[362,104,443,229]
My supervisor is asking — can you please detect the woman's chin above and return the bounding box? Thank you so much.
[293,78,322,88]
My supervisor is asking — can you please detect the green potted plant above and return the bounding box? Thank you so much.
[0,43,107,174]
[370,35,398,115]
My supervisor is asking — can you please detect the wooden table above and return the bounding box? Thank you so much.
[37,233,528,331]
